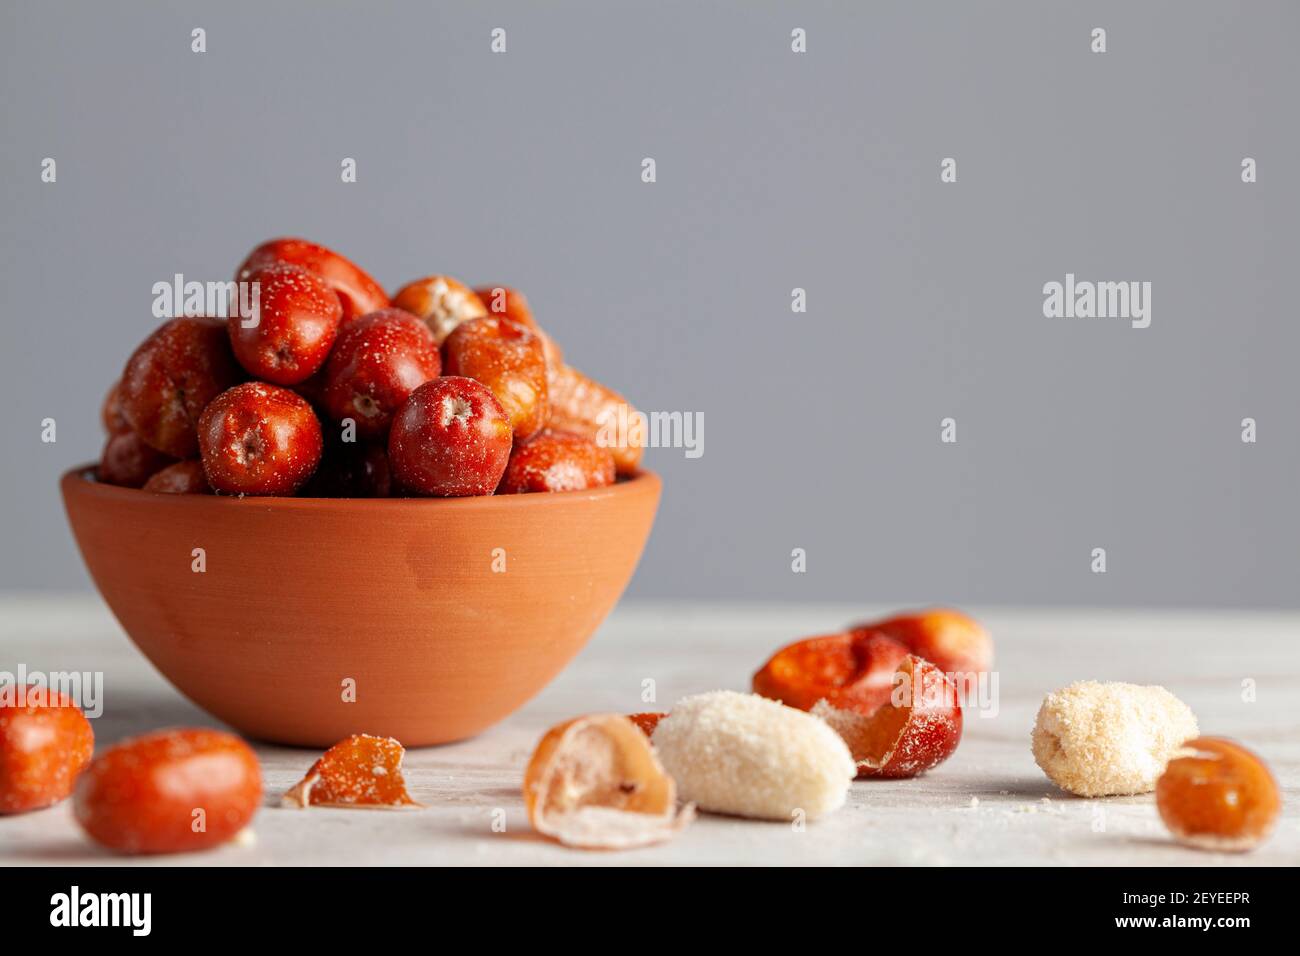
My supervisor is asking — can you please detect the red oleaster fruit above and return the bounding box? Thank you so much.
[497,429,615,494]
[301,439,392,498]
[752,630,910,715]
[320,308,441,440]
[473,285,564,368]
[101,380,131,435]
[390,275,487,343]
[198,382,323,495]
[98,431,175,488]
[388,376,513,496]
[236,237,389,323]
[228,262,343,385]
[141,459,212,494]
[812,656,963,779]
[73,728,262,854]
[442,316,549,440]
[854,608,994,682]
[0,686,94,814]
[119,316,242,458]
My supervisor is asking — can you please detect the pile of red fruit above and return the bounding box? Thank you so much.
[98,238,643,497]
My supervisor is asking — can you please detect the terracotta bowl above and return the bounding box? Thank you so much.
[61,467,659,747]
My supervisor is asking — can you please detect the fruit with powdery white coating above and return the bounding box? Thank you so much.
[390,275,487,343]
[236,237,389,323]
[321,308,440,439]
[228,263,342,385]
[119,317,241,458]
[0,686,94,815]
[99,432,175,488]
[74,728,261,854]
[474,285,564,368]
[812,655,963,779]
[498,429,614,494]
[443,316,549,439]
[198,383,323,495]
[388,377,512,497]
[142,459,211,494]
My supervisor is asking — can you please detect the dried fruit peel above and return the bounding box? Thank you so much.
[626,712,666,737]
[524,714,692,850]
[651,691,855,821]
[812,656,962,779]
[753,631,908,714]
[1031,681,1198,797]
[282,733,421,809]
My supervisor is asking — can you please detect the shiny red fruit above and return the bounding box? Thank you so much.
[442,316,549,440]
[236,237,389,323]
[99,431,175,488]
[101,380,131,435]
[388,376,513,496]
[119,317,241,458]
[228,263,342,385]
[498,429,614,494]
[198,383,323,495]
[142,459,212,494]
[0,686,94,814]
[74,728,262,855]
[321,309,441,440]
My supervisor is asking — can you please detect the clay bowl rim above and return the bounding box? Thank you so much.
[61,464,660,511]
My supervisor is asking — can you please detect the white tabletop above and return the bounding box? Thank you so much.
[2,597,1297,866]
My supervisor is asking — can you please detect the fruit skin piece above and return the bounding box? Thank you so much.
[0,686,94,814]
[497,429,615,495]
[627,712,666,737]
[752,630,909,715]
[281,734,420,809]
[300,439,392,498]
[1031,681,1198,797]
[142,459,212,494]
[547,363,644,475]
[442,316,549,440]
[119,316,242,458]
[98,431,175,488]
[228,262,343,385]
[855,608,993,680]
[473,285,564,368]
[387,376,513,497]
[73,727,261,854]
[652,691,855,821]
[236,237,389,323]
[1156,737,1281,852]
[198,382,323,496]
[390,275,487,344]
[320,308,441,440]
[101,380,131,435]
[524,714,691,849]
[812,655,963,779]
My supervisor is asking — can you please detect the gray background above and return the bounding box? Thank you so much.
[3,1,1298,607]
